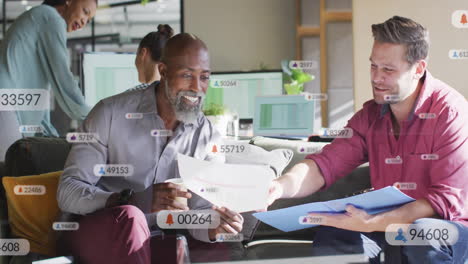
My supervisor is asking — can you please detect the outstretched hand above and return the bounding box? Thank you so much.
[151,182,192,212]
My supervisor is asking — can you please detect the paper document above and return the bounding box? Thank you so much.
[253,186,415,232]
[177,154,273,212]
[32,256,73,264]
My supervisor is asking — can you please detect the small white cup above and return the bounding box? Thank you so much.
[164,178,188,207]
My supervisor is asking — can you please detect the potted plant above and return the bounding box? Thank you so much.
[203,103,230,136]
[282,60,315,95]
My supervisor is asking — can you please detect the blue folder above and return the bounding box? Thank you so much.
[253,186,415,232]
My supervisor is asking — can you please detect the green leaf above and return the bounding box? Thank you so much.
[203,103,225,116]
[296,73,313,84]
[290,69,314,84]
[284,82,304,95]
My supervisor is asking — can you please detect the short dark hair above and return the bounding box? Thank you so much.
[372,16,429,65]
[43,0,98,7]
[138,24,174,62]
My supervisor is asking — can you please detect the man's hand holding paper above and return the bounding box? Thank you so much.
[177,153,273,213]
[306,204,374,233]
[208,206,244,241]
[151,182,192,212]
[177,153,273,241]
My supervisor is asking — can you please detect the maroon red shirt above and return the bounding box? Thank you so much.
[307,71,468,226]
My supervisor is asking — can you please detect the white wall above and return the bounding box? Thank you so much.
[353,0,468,111]
[183,0,296,72]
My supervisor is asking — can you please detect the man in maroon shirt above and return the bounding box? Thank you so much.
[267,16,468,263]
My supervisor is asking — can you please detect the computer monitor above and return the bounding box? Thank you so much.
[204,71,283,119]
[82,52,139,107]
[253,95,315,138]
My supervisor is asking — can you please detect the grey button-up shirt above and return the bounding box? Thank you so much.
[57,83,224,242]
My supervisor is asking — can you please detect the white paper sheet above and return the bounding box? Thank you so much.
[177,153,272,213]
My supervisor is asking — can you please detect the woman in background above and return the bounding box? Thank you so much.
[130,24,174,91]
[0,0,97,161]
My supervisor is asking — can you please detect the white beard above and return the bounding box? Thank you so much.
[164,80,205,125]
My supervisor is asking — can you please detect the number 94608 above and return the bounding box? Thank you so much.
[385,223,459,246]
